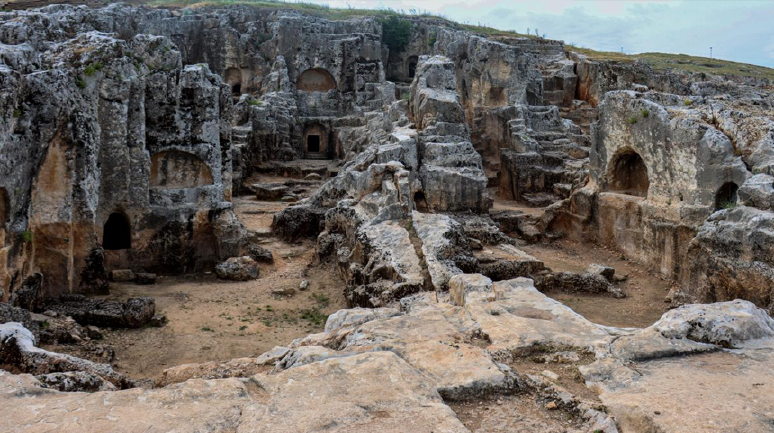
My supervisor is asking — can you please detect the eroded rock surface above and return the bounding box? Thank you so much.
[2,3,774,433]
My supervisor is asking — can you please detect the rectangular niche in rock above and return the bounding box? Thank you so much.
[307,135,321,153]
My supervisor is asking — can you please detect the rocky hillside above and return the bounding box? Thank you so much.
[1,3,774,433]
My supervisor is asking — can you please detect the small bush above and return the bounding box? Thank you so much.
[380,16,412,53]
[84,61,103,76]
[311,293,330,308]
[719,200,737,210]
[238,325,248,331]
[400,91,410,100]
[640,108,649,118]
[247,99,261,106]
[684,99,692,106]
[75,77,87,89]
[300,308,327,327]
[12,108,21,118]
[201,326,214,332]
[428,31,437,47]
[627,116,638,124]
[21,231,34,243]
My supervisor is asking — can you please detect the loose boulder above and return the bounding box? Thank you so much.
[215,256,259,281]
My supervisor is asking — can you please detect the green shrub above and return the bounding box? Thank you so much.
[247,99,261,106]
[380,16,412,53]
[300,308,327,327]
[684,99,692,106]
[400,91,410,100]
[311,292,330,308]
[428,31,437,47]
[627,116,638,124]
[640,108,649,118]
[12,108,21,118]
[21,231,34,243]
[719,200,737,210]
[84,61,103,76]
[201,326,214,332]
[75,77,87,89]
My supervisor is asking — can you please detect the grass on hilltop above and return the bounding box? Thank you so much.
[145,0,774,81]
[145,0,442,19]
[568,46,774,81]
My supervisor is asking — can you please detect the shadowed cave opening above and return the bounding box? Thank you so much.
[103,212,131,250]
[303,123,331,159]
[408,56,418,79]
[414,191,428,212]
[608,151,649,197]
[0,187,8,226]
[715,182,739,210]
[307,135,320,153]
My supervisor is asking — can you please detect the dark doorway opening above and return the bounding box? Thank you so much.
[232,83,241,96]
[307,135,321,153]
[414,191,429,212]
[408,56,418,79]
[0,187,8,226]
[715,182,739,210]
[103,212,131,250]
[608,151,649,197]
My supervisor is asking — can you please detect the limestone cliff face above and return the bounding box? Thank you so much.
[3,2,774,313]
[0,14,244,298]
[579,89,774,311]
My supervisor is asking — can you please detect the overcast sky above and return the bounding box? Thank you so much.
[303,0,774,68]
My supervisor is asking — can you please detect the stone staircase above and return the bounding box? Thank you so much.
[359,81,395,112]
[500,105,590,206]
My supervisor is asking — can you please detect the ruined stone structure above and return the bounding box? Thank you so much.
[2,3,774,433]
[0,25,246,299]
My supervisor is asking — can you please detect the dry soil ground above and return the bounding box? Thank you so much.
[46,184,669,382]
[449,393,586,433]
[45,193,346,382]
[492,195,669,328]
[522,239,670,328]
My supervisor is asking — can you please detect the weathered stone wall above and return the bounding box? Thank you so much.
[591,91,750,207]
[0,17,246,299]
[566,87,774,311]
[682,207,774,312]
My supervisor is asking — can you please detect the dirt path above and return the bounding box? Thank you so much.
[45,194,346,382]
[522,239,671,328]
